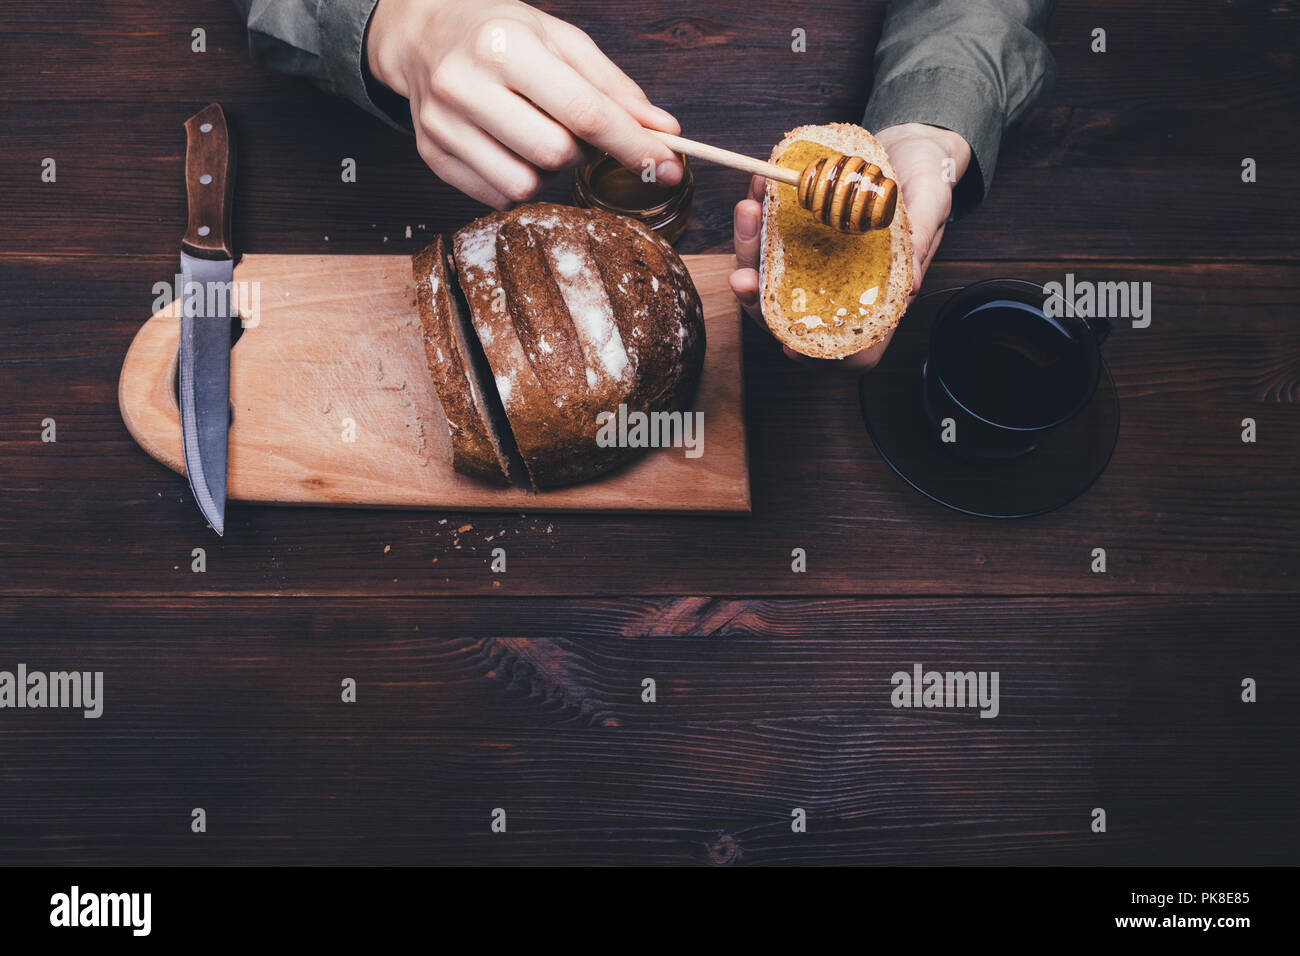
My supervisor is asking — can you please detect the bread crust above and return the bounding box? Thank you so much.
[451,203,705,489]
[412,235,511,485]
[759,123,912,359]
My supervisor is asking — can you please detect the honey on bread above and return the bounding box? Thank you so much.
[774,140,894,340]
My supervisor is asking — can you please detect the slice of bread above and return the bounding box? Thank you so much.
[759,123,912,359]
[412,235,520,485]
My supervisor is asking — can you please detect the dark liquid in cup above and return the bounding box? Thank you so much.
[934,300,1091,430]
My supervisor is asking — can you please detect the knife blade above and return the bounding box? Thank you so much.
[178,103,236,536]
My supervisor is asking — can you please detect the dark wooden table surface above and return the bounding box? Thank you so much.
[1,1,1297,865]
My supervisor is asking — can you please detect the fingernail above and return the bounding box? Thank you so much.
[655,160,682,185]
[649,105,680,131]
[736,207,759,242]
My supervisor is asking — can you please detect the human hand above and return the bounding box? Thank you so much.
[366,0,683,208]
[729,122,972,371]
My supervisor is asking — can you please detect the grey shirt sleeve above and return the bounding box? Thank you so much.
[230,0,410,131]
[862,0,1058,218]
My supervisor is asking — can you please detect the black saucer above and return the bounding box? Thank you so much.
[859,287,1120,518]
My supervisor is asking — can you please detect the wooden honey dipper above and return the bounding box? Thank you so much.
[650,130,898,233]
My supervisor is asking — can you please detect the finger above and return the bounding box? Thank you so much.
[749,174,766,203]
[843,324,897,371]
[417,102,544,204]
[547,23,682,135]
[778,324,898,373]
[915,221,946,290]
[458,83,587,171]
[623,98,682,138]
[896,178,950,295]
[728,267,767,331]
[734,198,762,271]
[415,136,512,209]
[781,344,818,368]
[495,39,683,186]
[904,207,938,295]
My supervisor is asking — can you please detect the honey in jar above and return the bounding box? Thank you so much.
[572,152,693,244]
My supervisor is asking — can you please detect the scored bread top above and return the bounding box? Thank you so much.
[452,203,705,489]
[759,123,912,359]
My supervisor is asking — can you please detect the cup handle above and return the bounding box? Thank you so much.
[1086,315,1111,346]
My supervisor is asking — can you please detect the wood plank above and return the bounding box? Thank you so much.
[3,259,1297,596]
[3,101,1294,261]
[3,0,1298,872]
[2,3,1296,259]
[0,595,1293,727]
[4,2,1296,113]
[117,253,748,513]
[0,595,1293,865]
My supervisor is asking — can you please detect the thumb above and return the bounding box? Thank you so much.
[899,181,950,294]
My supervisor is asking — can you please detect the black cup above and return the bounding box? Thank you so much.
[922,278,1110,458]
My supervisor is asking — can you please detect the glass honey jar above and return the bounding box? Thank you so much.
[572,152,694,244]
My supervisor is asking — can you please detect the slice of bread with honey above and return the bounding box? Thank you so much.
[759,123,912,359]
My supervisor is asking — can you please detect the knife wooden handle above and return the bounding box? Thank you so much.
[181,103,236,260]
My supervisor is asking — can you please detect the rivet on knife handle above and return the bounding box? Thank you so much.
[181,103,236,260]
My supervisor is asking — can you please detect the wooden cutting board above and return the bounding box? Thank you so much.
[118,253,749,513]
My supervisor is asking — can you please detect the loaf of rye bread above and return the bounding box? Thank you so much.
[415,203,705,489]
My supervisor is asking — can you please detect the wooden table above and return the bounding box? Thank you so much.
[1,1,1297,865]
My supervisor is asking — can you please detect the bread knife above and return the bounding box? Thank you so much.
[178,103,236,536]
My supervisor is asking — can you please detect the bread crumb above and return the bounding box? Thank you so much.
[383,544,390,553]
[457,523,472,533]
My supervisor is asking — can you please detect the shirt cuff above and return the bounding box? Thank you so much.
[862,65,1004,220]
[319,0,411,133]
